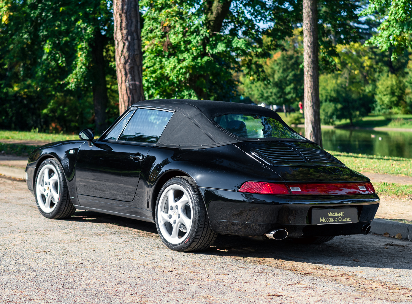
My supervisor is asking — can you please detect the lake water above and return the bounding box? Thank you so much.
[293,127,412,159]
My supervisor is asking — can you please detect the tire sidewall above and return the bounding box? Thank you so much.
[155,177,203,251]
[34,158,66,219]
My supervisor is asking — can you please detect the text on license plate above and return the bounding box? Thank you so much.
[312,208,358,225]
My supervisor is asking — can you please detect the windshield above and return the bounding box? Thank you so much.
[213,114,305,140]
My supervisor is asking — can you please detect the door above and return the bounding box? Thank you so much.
[76,141,150,202]
[75,107,174,210]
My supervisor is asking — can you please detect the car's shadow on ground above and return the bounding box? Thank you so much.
[67,210,412,271]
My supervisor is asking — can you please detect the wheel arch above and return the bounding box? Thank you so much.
[33,154,60,185]
[150,169,197,221]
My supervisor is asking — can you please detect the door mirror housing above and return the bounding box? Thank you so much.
[79,128,95,141]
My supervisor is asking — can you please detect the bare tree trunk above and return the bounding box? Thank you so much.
[114,0,144,115]
[91,30,108,134]
[303,0,322,147]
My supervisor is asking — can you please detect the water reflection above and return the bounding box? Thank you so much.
[294,128,412,159]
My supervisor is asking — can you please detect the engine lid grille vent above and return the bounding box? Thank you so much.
[253,142,342,165]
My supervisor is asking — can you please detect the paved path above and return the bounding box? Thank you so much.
[1,177,412,303]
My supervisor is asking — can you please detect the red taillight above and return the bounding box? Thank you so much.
[239,182,375,195]
[239,181,289,195]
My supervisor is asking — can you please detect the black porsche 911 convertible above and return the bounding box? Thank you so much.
[26,99,379,251]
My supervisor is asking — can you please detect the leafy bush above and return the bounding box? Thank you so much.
[319,74,371,125]
[374,73,409,114]
[286,112,303,125]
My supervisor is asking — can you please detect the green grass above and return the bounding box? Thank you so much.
[329,151,412,177]
[334,114,412,129]
[0,130,78,142]
[277,113,412,129]
[374,182,412,197]
[0,142,41,156]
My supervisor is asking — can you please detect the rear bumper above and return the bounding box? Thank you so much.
[201,188,379,237]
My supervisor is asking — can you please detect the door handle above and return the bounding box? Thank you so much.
[130,154,144,161]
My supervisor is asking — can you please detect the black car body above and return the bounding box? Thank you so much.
[26,99,379,251]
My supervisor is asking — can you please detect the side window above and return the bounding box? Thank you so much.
[118,108,173,143]
[104,110,135,141]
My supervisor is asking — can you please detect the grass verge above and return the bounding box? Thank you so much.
[373,182,412,198]
[335,114,412,129]
[329,151,412,177]
[0,130,78,142]
[0,143,40,156]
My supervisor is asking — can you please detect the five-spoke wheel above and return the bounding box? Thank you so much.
[155,177,216,251]
[36,163,60,213]
[34,158,76,219]
[157,183,193,244]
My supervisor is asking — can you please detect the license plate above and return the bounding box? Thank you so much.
[312,208,358,225]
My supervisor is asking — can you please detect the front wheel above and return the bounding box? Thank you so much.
[155,177,217,252]
[34,158,76,219]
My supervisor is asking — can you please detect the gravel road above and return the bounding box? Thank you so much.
[1,177,411,303]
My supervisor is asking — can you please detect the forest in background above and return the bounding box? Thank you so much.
[1,0,411,133]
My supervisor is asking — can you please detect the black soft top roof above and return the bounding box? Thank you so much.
[131,99,285,149]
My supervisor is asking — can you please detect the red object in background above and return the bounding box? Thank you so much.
[299,101,303,113]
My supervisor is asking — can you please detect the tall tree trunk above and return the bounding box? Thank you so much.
[91,30,109,134]
[113,0,144,115]
[303,0,322,147]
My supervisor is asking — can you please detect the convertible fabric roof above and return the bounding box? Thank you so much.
[131,99,282,149]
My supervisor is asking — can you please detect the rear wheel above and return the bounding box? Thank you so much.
[155,177,217,252]
[34,158,76,219]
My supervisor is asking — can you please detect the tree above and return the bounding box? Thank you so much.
[141,0,295,101]
[240,50,304,108]
[303,0,321,146]
[113,0,145,115]
[362,0,412,59]
[0,0,115,134]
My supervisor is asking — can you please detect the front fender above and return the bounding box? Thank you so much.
[26,140,86,204]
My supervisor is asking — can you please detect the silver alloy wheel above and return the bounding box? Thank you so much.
[157,184,193,245]
[36,164,60,213]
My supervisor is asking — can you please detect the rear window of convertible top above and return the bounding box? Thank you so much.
[213,113,305,140]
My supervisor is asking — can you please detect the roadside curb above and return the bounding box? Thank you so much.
[371,218,412,241]
[0,165,25,180]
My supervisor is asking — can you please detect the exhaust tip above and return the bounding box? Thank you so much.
[265,229,288,240]
[362,224,371,235]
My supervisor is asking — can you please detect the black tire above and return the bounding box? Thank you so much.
[155,177,217,252]
[292,236,335,244]
[34,158,76,219]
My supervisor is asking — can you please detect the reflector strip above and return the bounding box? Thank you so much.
[239,182,375,195]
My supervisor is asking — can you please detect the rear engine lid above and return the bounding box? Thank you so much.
[236,141,342,166]
[235,141,368,182]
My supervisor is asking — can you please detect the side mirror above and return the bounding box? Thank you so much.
[79,128,94,141]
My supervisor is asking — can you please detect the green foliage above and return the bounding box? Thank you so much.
[286,112,304,125]
[141,0,295,101]
[0,0,118,132]
[362,0,412,59]
[241,49,303,106]
[374,73,409,114]
[319,74,371,125]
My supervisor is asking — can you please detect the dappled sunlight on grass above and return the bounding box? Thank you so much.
[330,151,412,177]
